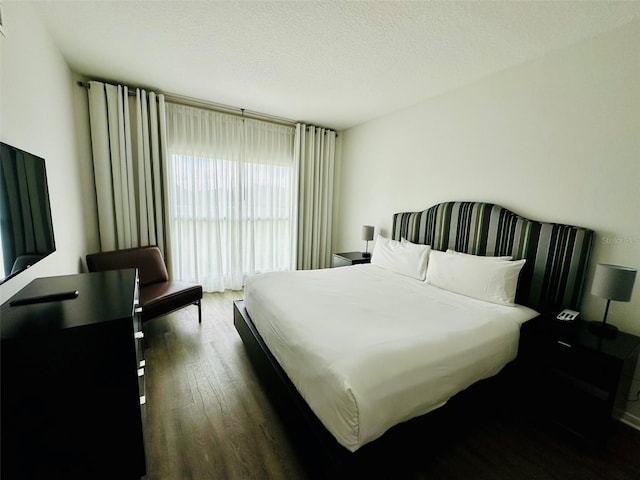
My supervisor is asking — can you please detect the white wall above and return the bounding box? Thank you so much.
[0,3,89,302]
[338,20,640,335]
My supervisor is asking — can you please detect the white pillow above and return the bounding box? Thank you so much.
[371,235,431,281]
[446,249,513,261]
[401,238,425,247]
[401,238,432,274]
[426,250,526,306]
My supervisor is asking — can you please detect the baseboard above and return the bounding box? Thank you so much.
[618,411,640,431]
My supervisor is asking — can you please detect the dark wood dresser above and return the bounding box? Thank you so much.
[1,270,146,479]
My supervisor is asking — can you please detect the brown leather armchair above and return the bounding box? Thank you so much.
[86,246,202,323]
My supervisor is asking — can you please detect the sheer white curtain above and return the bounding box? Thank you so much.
[295,124,336,270]
[87,81,171,260]
[166,103,295,292]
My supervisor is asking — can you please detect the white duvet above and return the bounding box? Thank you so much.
[243,264,538,452]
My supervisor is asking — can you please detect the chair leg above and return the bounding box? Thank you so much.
[197,299,202,324]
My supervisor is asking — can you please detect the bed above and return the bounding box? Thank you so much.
[233,201,593,473]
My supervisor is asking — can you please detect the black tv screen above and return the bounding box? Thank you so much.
[0,142,56,284]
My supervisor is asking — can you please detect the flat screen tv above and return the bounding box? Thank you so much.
[0,142,56,284]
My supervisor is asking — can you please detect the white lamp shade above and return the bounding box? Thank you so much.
[362,225,374,242]
[591,264,637,302]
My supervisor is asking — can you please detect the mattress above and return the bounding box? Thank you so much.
[243,264,538,452]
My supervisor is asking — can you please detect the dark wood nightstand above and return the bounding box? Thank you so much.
[518,314,640,439]
[332,252,372,268]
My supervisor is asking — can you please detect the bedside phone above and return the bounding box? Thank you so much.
[556,309,579,322]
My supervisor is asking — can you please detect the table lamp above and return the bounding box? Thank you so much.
[589,263,637,338]
[362,225,374,257]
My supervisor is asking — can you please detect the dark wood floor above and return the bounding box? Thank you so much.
[141,291,640,480]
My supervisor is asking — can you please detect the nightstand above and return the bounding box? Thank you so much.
[332,252,372,268]
[518,314,640,439]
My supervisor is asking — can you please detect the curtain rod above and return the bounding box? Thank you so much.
[164,92,297,128]
[77,80,337,134]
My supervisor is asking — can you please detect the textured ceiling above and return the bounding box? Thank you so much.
[30,1,640,130]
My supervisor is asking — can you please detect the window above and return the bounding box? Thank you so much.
[166,103,295,291]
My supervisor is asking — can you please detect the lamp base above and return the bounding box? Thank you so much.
[588,320,618,339]
[361,252,371,258]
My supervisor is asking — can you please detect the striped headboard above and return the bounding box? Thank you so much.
[392,201,594,312]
